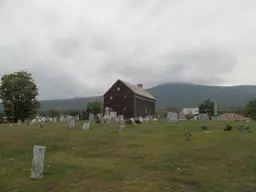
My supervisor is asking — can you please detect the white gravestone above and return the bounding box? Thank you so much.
[53,117,57,123]
[139,116,143,123]
[82,123,90,130]
[89,114,95,123]
[75,115,79,121]
[69,117,76,128]
[18,119,22,126]
[60,116,64,123]
[31,145,46,179]
[104,107,111,123]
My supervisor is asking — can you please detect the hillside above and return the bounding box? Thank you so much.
[1,83,256,112]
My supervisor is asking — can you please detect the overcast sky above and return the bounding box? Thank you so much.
[1,0,256,100]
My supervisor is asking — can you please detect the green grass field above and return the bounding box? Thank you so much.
[0,121,256,192]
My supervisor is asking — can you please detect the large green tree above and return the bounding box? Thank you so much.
[0,71,39,122]
[198,98,215,117]
[244,100,256,119]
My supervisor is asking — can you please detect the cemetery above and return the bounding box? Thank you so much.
[0,117,256,192]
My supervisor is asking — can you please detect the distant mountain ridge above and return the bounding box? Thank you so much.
[1,83,256,112]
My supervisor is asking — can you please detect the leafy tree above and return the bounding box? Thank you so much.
[82,100,101,119]
[47,108,60,118]
[0,71,39,122]
[199,99,215,118]
[244,100,256,119]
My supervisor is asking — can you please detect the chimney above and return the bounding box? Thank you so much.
[137,84,143,88]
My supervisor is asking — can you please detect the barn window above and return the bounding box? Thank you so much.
[117,87,120,91]
[110,96,113,100]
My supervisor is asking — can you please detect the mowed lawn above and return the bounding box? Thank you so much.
[0,121,256,192]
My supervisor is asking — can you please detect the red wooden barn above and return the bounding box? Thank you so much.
[103,79,156,119]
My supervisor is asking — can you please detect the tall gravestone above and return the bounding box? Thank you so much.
[104,107,111,123]
[69,117,76,128]
[31,145,46,179]
[60,116,64,123]
[17,120,22,126]
[97,113,103,123]
[53,117,57,123]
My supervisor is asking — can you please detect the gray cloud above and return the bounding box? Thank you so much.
[0,0,256,99]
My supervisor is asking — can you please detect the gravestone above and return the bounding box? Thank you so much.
[31,145,46,179]
[134,119,142,124]
[185,130,192,141]
[82,123,90,130]
[114,117,120,124]
[75,115,79,121]
[119,125,124,132]
[89,114,95,123]
[17,119,22,126]
[53,117,57,123]
[60,116,64,123]
[66,115,71,123]
[69,117,76,128]
[126,119,133,124]
[103,107,111,123]
[97,113,103,123]
[118,115,124,124]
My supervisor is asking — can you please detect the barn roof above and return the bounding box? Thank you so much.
[120,80,156,100]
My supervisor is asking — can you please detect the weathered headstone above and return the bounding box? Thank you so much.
[118,115,124,124]
[53,117,57,123]
[31,145,46,179]
[82,123,90,130]
[97,113,103,123]
[119,125,124,132]
[89,114,95,123]
[69,117,76,128]
[60,116,64,123]
[75,115,79,121]
[185,130,192,141]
